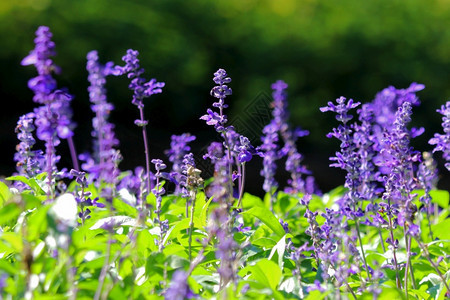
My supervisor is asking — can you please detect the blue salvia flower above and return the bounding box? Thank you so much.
[200,69,232,133]
[261,80,317,195]
[151,159,169,251]
[203,142,224,164]
[383,102,420,235]
[165,133,196,195]
[417,152,438,240]
[165,270,195,300]
[320,96,363,218]
[272,81,313,194]
[22,26,77,198]
[369,83,425,175]
[429,101,450,171]
[260,122,279,193]
[370,82,424,134]
[81,50,121,185]
[355,104,382,203]
[115,49,165,111]
[381,102,420,270]
[14,112,45,178]
[115,49,165,209]
[69,169,105,224]
[201,69,258,206]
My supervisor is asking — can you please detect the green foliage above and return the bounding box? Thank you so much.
[0,173,449,298]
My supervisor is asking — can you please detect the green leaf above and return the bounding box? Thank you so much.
[432,219,450,240]
[0,259,18,274]
[0,202,21,225]
[244,206,286,238]
[27,205,50,241]
[268,234,289,269]
[5,175,46,195]
[240,259,282,291]
[408,287,431,300]
[241,192,264,209]
[112,197,138,218]
[199,196,213,227]
[0,232,23,252]
[305,290,332,300]
[0,181,12,206]
[162,217,201,246]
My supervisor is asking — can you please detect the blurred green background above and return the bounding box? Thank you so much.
[1,0,449,193]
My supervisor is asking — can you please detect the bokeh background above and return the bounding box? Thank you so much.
[1,0,449,195]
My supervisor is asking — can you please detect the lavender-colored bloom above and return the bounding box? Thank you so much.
[165,270,195,300]
[22,26,76,196]
[381,102,421,246]
[235,135,262,164]
[70,169,105,222]
[200,68,232,132]
[165,133,196,195]
[320,96,363,218]
[116,49,164,208]
[83,50,120,184]
[260,122,279,193]
[261,80,316,194]
[273,81,312,193]
[279,219,289,233]
[209,202,238,287]
[14,113,45,178]
[371,83,424,128]
[306,280,326,293]
[203,142,224,164]
[0,273,7,293]
[381,102,420,199]
[368,83,425,175]
[152,159,169,251]
[115,49,165,110]
[429,101,450,171]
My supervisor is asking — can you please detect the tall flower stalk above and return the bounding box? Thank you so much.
[21,26,77,199]
[152,159,169,251]
[429,101,450,171]
[14,113,45,179]
[261,80,317,205]
[381,102,421,292]
[81,50,121,187]
[115,49,165,210]
[200,69,259,207]
[320,96,371,281]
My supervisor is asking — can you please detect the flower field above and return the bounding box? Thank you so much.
[0,26,449,300]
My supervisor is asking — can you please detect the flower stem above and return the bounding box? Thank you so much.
[67,136,79,171]
[237,163,246,208]
[139,107,151,212]
[387,212,401,289]
[94,234,112,300]
[45,139,55,201]
[403,227,410,299]
[188,190,197,261]
[355,219,371,281]
[415,238,450,294]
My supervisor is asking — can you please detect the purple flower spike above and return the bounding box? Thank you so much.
[14,113,45,179]
[165,270,195,300]
[116,49,165,109]
[200,68,232,132]
[320,96,361,124]
[22,26,77,198]
[429,101,450,171]
[82,50,121,185]
[261,80,317,195]
[165,133,196,195]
